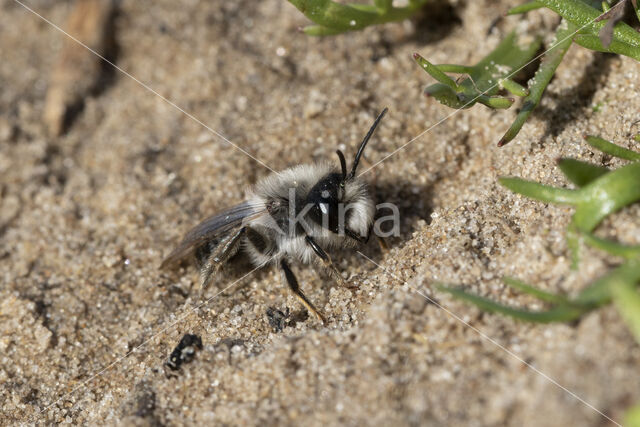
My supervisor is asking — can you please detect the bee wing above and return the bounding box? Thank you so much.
[161,201,266,269]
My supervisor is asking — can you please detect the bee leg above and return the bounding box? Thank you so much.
[281,260,326,324]
[304,236,351,289]
[346,224,387,253]
[376,236,389,252]
[200,227,246,292]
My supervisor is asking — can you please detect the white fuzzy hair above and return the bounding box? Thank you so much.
[252,162,335,200]
[242,162,375,266]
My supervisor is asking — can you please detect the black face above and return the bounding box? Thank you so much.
[306,173,343,233]
[301,108,387,235]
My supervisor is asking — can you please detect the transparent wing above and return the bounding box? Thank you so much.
[161,201,266,269]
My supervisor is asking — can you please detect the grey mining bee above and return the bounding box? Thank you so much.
[161,108,388,323]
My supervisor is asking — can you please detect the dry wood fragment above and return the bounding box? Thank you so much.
[44,0,114,136]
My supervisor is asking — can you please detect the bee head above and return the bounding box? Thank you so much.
[306,109,386,235]
[306,172,343,233]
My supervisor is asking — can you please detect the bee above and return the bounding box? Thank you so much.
[161,108,387,324]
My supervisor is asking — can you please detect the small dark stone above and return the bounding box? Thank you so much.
[266,306,290,333]
[22,388,38,405]
[165,333,203,371]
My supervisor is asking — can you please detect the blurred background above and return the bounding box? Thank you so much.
[1,0,639,425]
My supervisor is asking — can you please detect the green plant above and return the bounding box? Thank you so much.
[287,0,429,35]
[440,260,640,322]
[415,0,640,145]
[502,136,640,266]
[439,135,640,420]
[626,403,640,427]
[413,31,541,110]
[439,135,640,321]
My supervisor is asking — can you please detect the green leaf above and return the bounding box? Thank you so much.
[612,281,640,342]
[499,177,582,204]
[414,54,460,91]
[609,261,640,342]
[625,404,640,427]
[507,1,544,15]
[467,31,541,94]
[301,25,346,36]
[423,83,469,109]
[436,64,474,74]
[478,95,515,109]
[499,78,529,97]
[502,137,640,266]
[288,0,429,35]
[288,0,372,30]
[572,162,640,231]
[437,284,586,322]
[417,31,541,110]
[438,261,640,325]
[503,277,569,304]
[567,224,581,269]
[575,261,640,306]
[585,135,640,161]
[582,232,640,259]
[414,1,640,148]
[557,158,609,187]
[536,0,640,48]
[374,0,392,12]
[574,34,640,61]
[348,3,380,13]
[499,21,575,146]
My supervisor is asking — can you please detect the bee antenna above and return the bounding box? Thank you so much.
[348,107,388,179]
[336,150,347,180]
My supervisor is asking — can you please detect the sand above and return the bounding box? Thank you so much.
[1,0,640,425]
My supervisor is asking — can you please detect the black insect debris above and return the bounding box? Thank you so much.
[166,333,203,371]
[266,307,291,332]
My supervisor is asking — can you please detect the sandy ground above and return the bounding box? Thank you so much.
[1,0,640,425]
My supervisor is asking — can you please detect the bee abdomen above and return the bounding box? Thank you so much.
[244,226,278,266]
